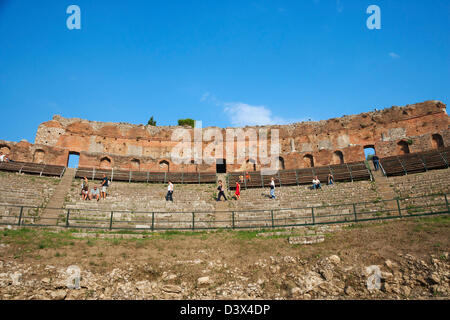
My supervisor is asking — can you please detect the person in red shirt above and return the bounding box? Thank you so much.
[234,181,241,200]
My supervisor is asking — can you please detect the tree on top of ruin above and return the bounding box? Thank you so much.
[178,118,195,128]
[147,116,157,126]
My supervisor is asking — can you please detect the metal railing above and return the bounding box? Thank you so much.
[0,193,448,232]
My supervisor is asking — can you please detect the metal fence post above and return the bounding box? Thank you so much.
[271,210,274,229]
[17,206,23,226]
[232,211,235,229]
[311,207,315,225]
[109,211,114,230]
[66,209,70,228]
[396,199,402,217]
[192,212,195,231]
[445,194,450,213]
[150,212,155,231]
[353,203,357,222]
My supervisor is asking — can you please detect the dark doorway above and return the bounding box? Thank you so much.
[67,152,80,168]
[397,141,410,154]
[216,158,227,173]
[278,157,285,170]
[431,134,444,149]
[303,154,314,168]
[332,151,344,164]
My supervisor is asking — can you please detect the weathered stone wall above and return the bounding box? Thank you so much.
[0,140,69,166]
[3,100,449,172]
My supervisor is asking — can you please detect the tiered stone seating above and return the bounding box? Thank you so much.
[63,178,219,229]
[225,180,379,210]
[65,179,217,211]
[388,168,450,198]
[0,171,60,225]
[0,161,65,177]
[228,161,371,189]
[75,167,216,184]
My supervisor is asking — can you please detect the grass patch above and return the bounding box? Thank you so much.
[2,228,78,249]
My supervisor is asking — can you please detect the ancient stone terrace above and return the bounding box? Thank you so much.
[0,171,59,208]
[226,180,379,210]
[389,168,450,198]
[64,178,217,212]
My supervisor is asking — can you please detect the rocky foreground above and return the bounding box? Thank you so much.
[0,251,448,300]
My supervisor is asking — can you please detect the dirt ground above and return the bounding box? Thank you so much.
[0,214,449,300]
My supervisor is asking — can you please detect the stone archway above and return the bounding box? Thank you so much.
[245,159,257,171]
[397,141,410,155]
[0,145,11,156]
[431,134,444,149]
[159,160,170,172]
[364,145,376,160]
[303,154,314,168]
[33,149,45,164]
[278,157,285,170]
[100,157,112,169]
[131,159,140,171]
[331,151,344,165]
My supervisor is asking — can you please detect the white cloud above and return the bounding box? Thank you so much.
[389,52,400,59]
[223,102,287,126]
[201,93,311,127]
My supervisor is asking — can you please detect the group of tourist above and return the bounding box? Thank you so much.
[80,174,109,201]
[0,152,11,163]
[78,168,359,203]
[214,173,335,202]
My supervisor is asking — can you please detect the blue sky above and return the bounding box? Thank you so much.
[0,0,449,143]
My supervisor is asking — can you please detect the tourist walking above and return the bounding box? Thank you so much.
[234,181,241,200]
[217,180,227,201]
[166,180,174,202]
[270,177,276,199]
[372,155,380,171]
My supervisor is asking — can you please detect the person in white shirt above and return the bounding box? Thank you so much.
[166,181,174,202]
[0,153,4,162]
[270,177,276,199]
[312,176,321,190]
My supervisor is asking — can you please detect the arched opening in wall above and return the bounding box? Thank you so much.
[364,145,376,160]
[331,151,344,165]
[303,154,314,168]
[33,149,45,164]
[278,157,285,170]
[397,141,410,155]
[159,160,169,172]
[131,159,140,171]
[0,145,11,156]
[67,152,80,168]
[431,134,444,149]
[100,157,112,169]
[216,158,227,173]
[246,159,257,171]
